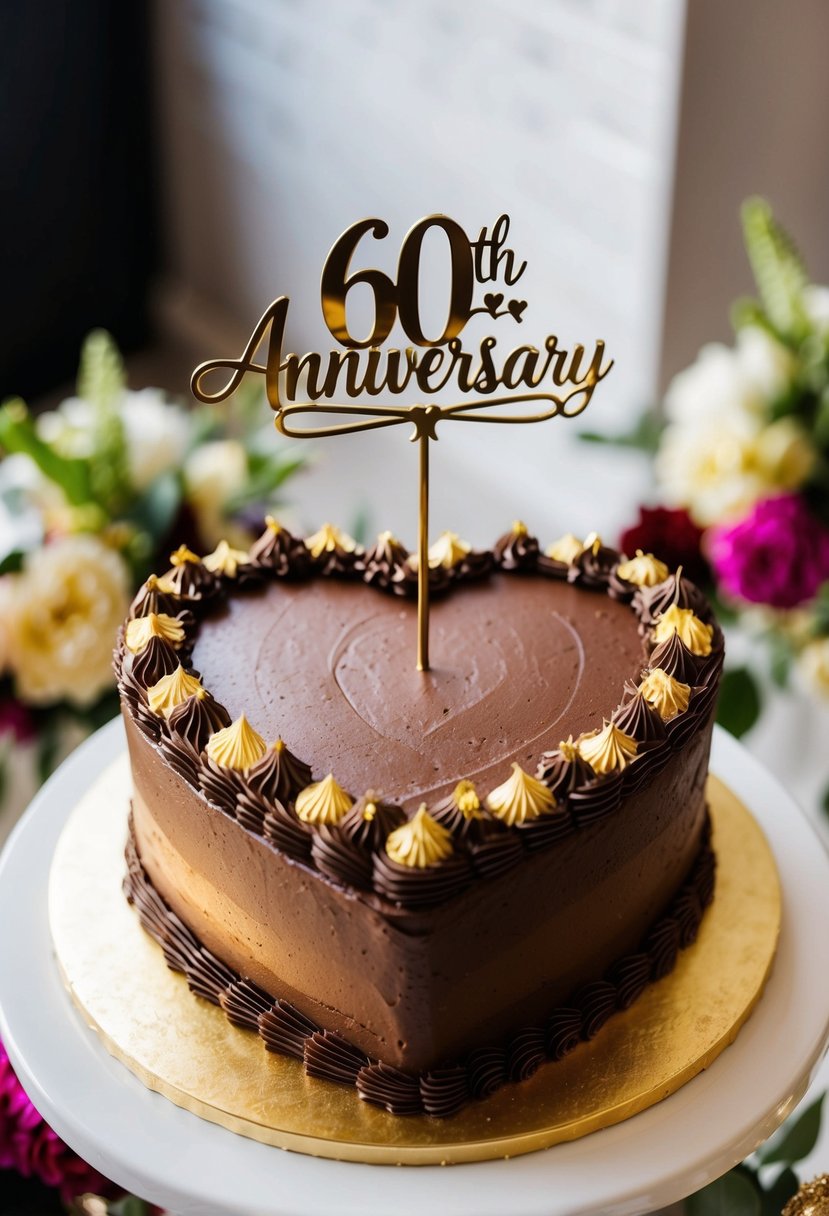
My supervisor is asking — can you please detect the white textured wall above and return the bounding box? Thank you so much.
[153,0,686,543]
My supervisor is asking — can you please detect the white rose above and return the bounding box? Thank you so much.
[663,327,792,430]
[2,535,130,707]
[120,389,191,491]
[752,417,816,490]
[655,414,766,526]
[184,440,249,548]
[795,637,829,700]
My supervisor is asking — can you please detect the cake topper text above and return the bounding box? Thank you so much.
[192,214,613,671]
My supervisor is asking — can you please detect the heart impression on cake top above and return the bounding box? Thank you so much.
[190,214,614,671]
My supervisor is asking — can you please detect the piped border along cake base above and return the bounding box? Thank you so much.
[48,756,780,1166]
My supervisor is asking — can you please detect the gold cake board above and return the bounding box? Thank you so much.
[48,757,781,1166]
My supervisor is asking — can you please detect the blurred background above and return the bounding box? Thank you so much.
[3,3,829,1209]
[5,0,829,538]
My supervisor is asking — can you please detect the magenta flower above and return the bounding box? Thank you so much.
[710,494,829,609]
[1,1038,112,1204]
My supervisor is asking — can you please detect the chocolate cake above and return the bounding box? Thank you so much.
[117,521,722,1118]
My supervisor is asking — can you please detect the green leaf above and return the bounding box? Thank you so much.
[715,667,762,739]
[758,1093,825,1166]
[123,471,183,545]
[225,451,308,513]
[760,1167,799,1216]
[686,1168,762,1216]
[0,550,25,575]
[76,329,126,409]
[812,581,829,637]
[0,399,91,505]
[36,718,62,786]
[578,409,664,454]
[108,1196,151,1216]
[821,779,829,822]
[768,634,793,689]
[741,198,809,344]
[349,503,372,547]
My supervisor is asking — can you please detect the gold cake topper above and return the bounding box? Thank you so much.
[191,214,613,670]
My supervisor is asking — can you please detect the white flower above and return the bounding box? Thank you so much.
[183,439,249,548]
[0,535,130,707]
[657,327,804,525]
[38,389,191,491]
[803,285,829,332]
[795,637,829,700]
[664,327,792,428]
[655,415,767,526]
[120,389,191,490]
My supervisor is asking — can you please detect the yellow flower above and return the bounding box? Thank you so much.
[796,638,829,700]
[1,536,129,707]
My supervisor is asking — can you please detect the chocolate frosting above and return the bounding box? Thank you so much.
[130,579,193,623]
[576,979,617,1039]
[420,1066,469,1118]
[159,735,201,786]
[308,537,362,579]
[545,1008,582,1060]
[507,1026,546,1081]
[259,1000,318,1058]
[372,851,472,908]
[647,632,702,684]
[128,636,180,688]
[167,692,231,751]
[340,794,405,850]
[634,573,711,625]
[245,741,312,805]
[568,542,620,590]
[311,825,373,890]
[304,1030,368,1085]
[261,799,312,862]
[219,979,272,1031]
[536,747,595,801]
[454,547,494,582]
[356,1064,424,1115]
[536,552,569,580]
[248,523,311,578]
[613,690,667,744]
[606,953,651,1010]
[466,1047,506,1099]
[123,809,716,1117]
[165,558,222,602]
[468,828,525,877]
[493,524,539,572]
[198,756,244,813]
[568,770,624,827]
[515,807,573,852]
[359,533,412,595]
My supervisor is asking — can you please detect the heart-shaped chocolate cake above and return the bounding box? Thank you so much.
[118,521,722,1117]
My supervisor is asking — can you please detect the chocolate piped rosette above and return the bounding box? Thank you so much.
[117,520,723,1118]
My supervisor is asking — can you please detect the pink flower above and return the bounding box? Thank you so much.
[1,1038,112,1204]
[0,698,35,743]
[710,493,829,609]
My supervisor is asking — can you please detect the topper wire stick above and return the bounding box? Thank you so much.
[190,213,613,673]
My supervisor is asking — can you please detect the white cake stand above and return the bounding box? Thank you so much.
[1,719,828,1216]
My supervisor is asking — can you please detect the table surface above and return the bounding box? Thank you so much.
[1,719,828,1216]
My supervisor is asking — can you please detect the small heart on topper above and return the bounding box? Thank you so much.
[483,292,505,316]
[508,299,527,322]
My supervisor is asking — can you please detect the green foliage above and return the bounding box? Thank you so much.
[686,1167,762,1216]
[715,666,762,738]
[741,198,809,346]
[578,409,664,454]
[812,581,829,637]
[757,1094,825,1167]
[0,550,25,575]
[226,449,308,515]
[821,778,829,822]
[0,399,92,505]
[76,329,126,409]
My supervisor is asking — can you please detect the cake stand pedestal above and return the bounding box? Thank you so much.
[1,720,828,1216]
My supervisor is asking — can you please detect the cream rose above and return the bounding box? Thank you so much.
[796,637,829,700]
[2,536,130,707]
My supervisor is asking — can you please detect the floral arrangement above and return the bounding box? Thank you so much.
[0,332,306,795]
[592,200,829,770]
